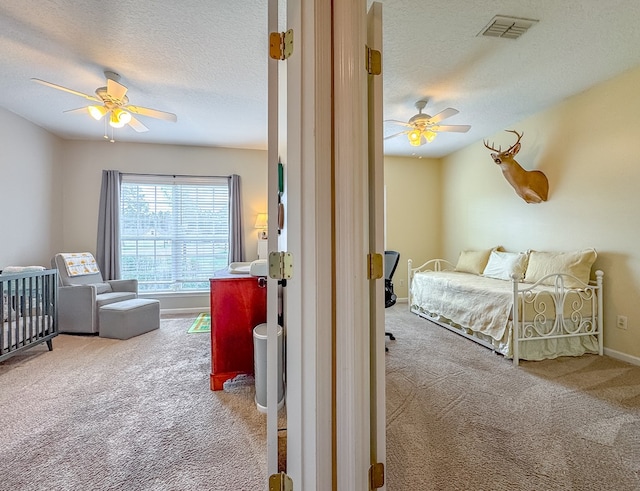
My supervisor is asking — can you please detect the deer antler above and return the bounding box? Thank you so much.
[483,139,501,152]
[504,130,523,154]
[483,129,523,154]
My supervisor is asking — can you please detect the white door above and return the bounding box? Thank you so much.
[266,0,285,478]
[367,3,386,489]
[267,0,333,488]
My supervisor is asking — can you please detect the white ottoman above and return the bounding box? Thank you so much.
[99,299,160,339]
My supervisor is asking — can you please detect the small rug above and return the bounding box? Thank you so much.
[187,313,210,333]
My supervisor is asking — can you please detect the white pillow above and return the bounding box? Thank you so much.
[524,249,597,288]
[455,248,501,275]
[482,251,529,281]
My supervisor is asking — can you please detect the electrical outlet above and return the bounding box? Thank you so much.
[399,279,404,287]
[617,315,628,330]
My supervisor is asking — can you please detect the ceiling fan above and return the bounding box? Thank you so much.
[31,70,177,136]
[384,99,470,146]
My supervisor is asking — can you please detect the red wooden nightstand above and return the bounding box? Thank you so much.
[209,273,267,391]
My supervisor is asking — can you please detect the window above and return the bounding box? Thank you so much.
[120,175,229,292]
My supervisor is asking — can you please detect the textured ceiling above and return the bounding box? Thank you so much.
[1,0,640,158]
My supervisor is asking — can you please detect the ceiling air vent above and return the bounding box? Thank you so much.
[478,15,538,39]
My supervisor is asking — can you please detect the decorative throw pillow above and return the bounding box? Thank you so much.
[455,248,501,275]
[524,249,597,288]
[482,251,529,281]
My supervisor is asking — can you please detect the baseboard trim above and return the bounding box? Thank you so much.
[161,308,210,316]
[604,348,640,367]
[396,297,408,304]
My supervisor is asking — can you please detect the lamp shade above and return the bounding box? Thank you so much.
[88,105,108,121]
[407,129,421,145]
[424,130,437,143]
[254,213,268,229]
[109,108,131,128]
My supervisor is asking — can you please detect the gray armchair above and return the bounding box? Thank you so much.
[52,253,138,334]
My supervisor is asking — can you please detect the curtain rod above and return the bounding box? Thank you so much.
[122,172,231,179]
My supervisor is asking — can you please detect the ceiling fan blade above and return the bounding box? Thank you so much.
[126,105,177,122]
[63,107,91,115]
[107,78,128,102]
[384,119,413,128]
[384,130,410,140]
[426,108,459,124]
[31,78,101,102]
[434,124,471,133]
[128,116,149,133]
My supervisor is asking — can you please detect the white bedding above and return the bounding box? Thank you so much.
[411,271,513,340]
[410,270,600,361]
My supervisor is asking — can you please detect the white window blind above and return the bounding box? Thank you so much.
[120,174,229,292]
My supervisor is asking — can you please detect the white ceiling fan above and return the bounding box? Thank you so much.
[31,70,177,137]
[385,99,470,146]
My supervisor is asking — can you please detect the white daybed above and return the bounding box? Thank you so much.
[408,248,603,365]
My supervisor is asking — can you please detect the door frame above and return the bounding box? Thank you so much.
[274,0,380,488]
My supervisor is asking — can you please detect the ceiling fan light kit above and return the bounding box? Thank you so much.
[408,129,422,146]
[110,108,132,128]
[31,70,177,141]
[385,98,470,147]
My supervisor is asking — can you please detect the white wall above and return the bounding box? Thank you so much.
[441,64,640,361]
[59,140,268,311]
[0,107,63,269]
[59,141,267,256]
[0,109,267,311]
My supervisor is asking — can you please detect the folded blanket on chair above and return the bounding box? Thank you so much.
[60,252,100,277]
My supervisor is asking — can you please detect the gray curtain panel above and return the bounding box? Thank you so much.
[229,174,244,262]
[96,170,122,280]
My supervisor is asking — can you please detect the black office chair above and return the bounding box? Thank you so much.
[384,250,400,351]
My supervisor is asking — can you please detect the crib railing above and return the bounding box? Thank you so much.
[1,269,58,361]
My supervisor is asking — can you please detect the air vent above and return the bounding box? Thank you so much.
[478,15,538,39]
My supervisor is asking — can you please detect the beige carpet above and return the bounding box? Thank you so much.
[4,308,640,490]
[385,304,640,490]
[0,315,269,491]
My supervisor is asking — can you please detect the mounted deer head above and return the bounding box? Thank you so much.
[484,130,549,204]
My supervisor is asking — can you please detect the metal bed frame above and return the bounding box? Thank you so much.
[408,259,603,366]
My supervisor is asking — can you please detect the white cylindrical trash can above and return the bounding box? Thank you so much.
[253,323,284,413]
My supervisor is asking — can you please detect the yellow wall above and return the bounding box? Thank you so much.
[384,156,441,299]
[441,64,640,361]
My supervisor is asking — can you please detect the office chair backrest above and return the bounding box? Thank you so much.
[384,250,400,309]
[384,250,400,281]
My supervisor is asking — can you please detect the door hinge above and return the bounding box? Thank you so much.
[269,472,293,491]
[369,462,385,489]
[365,45,381,75]
[270,29,294,61]
[269,251,293,280]
[367,253,383,280]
